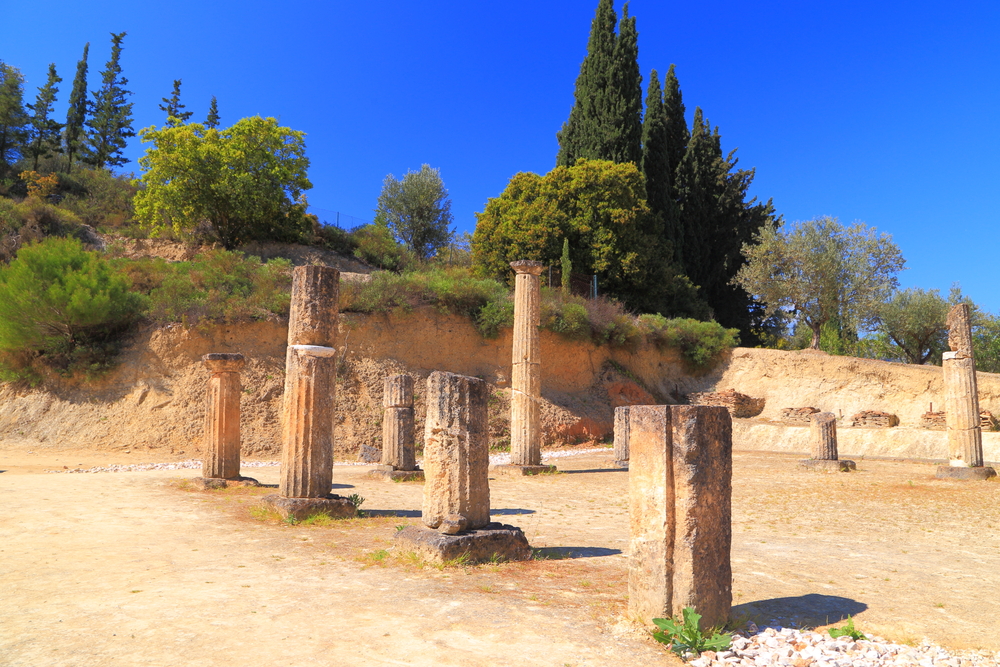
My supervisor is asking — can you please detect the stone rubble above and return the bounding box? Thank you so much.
[683,626,1000,667]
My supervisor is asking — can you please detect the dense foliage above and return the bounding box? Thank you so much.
[375,164,454,260]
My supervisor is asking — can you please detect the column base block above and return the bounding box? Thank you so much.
[799,459,856,472]
[935,465,997,480]
[394,523,531,564]
[367,467,425,482]
[490,464,557,477]
[263,494,357,521]
[613,460,629,470]
[191,476,260,490]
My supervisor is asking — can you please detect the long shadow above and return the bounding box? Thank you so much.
[330,483,355,490]
[490,508,535,516]
[732,594,867,627]
[558,468,627,474]
[364,509,421,518]
[534,546,622,559]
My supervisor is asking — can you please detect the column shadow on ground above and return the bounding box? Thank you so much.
[533,546,622,559]
[490,508,535,515]
[732,594,867,628]
[557,468,627,474]
[331,483,355,489]
[364,509,422,517]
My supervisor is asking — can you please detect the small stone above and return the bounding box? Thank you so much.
[438,514,468,535]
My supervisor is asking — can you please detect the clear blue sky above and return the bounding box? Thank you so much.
[2,1,998,310]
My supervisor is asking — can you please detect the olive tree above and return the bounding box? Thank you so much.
[375,164,453,260]
[734,216,905,350]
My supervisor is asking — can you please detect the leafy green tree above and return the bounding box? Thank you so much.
[205,95,220,129]
[158,79,192,124]
[875,288,950,364]
[734,216,905,350]
[133,116,312,249]
[375,164,454,260]
[473,159,706,318]
[0,236,143,355]
[64,43,90,173]
[556,0,642,167]
[0,62,29,179]
[25,63,62,171]
[85,32,135,170]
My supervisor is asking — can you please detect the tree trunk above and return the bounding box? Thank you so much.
[810,324,821,350]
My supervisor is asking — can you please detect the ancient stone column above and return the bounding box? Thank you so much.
[422,371,490,532]
[382,374,416,471]
[937,304,995,478]
[202,353,246,480]
[510,260,543,466]
[613,406,630,469]
[628,405,733,630]
[800,412,855,472]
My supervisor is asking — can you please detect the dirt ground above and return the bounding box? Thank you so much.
[2,448,1000,667]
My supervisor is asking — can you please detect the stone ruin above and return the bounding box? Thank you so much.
[264,266,357,520]
[627,405,733,630]
[800,412,855,472]
[191,352,260,489]
[368,374,424,482]
[780,407,820,425]
[936,303,997,480]
[492,260,556,476]
[922,409,996,431]
[613,405,630,469]
[688,389,765,419]
[849,410,899,428]
[395,371,531,563]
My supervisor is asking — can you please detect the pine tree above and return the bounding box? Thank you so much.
[0,62,29,179]
[25,63,63,171]
[64,43,89,174]
[158,79,192,125]
[205,96,220,129]
[85,32,135,170]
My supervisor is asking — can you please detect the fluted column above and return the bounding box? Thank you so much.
[509,260,543,466]
[944,304,983,467]
[382,374,416,471]
[809,412,838,461]
[202,353,245,479]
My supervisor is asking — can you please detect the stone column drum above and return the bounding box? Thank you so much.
[494,260,555,476]
[422,371,491,532]
[382,374,416,471]
[614,406,630,469]
[202,353,246,480]
[800,412,855,472]
[628,405,733,630]
[266,266,356,519]
[937,304,996,479]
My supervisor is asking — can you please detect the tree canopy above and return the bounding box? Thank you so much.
[85,32,134,170]
[875,288,950,364]
[133,116,312,249]
[734,216,905,349]
[375,164,454,260]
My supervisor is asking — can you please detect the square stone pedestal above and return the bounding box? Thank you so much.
[490,464,557,477]
[367,465,425,482]
[263,494,357,521]
[799,459,856,472]
[191,476,260,490]
[935,465,997,480]
[394,523,531,564]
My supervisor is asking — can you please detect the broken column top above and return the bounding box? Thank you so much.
[202,353,246,373]
[384,374,414,408]
[510,260,544,275]
[947,303,973,358]
[288,265,340,347]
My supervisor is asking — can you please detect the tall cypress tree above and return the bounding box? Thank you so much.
[25,63,62,171]
[85,32,135,170]
[205,95,220,129]
[64,43,89,174]
[0,62,29,179]
[556,0,642,167]
[661,64,689,185]
[641,70,671,236]
[159,79,192,124]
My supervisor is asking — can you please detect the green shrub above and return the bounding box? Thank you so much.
[0,237,145,379]
[652,607,732,656]
[540,288,590,340]
[313,222,359,256]
[352,223,417,271]
[57,167,138,229]
[639,314,739,367]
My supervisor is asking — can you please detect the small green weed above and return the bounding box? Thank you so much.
[652,607,732,656]
[828,616,866,640]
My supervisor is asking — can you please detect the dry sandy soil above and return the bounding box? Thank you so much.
[2,448,1000,667]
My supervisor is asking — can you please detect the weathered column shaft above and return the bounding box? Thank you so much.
[614,406,631,467]
[287,265,339,346]
[628,405,733,631]
[948,303,974,359]
[280,346,337,497]
[510,260,543,467]
[202,353,246,479]
[944,353,983,466]
[382,374,416,471]
[422,371,490,530]
[810,412,838,461]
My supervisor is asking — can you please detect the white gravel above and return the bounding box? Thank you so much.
[45,446,615,474]
[684,625,1000,667]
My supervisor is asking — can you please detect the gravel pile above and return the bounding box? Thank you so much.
[686,626,1000,667]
